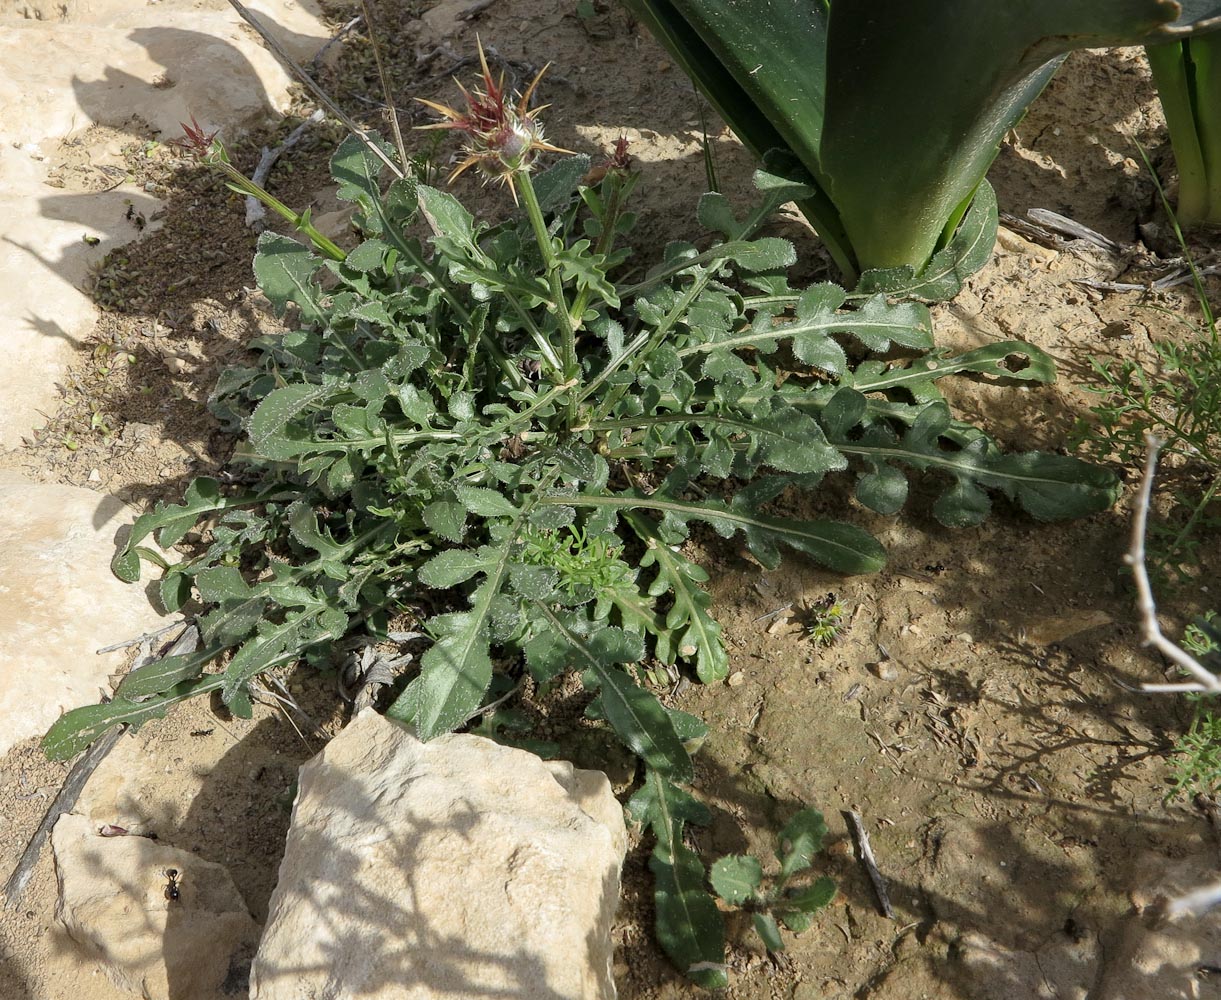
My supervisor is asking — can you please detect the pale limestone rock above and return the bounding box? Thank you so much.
[250,709,626,1000]
[51,812,260,1000]
[0,472,169,757]
[0,0,329,448]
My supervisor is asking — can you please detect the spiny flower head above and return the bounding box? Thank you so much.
[169,115,225,163]
[416,39,571,202]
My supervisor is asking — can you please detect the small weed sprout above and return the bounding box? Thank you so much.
[709,807,837,953]
[801,593,850,646]
[1167,614,1221,801]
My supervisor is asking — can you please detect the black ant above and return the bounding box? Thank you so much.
[163,868,181,902]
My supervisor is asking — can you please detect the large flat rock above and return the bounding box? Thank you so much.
[251,709,627,999]
[0,0,329,449]
[0,472,169,757]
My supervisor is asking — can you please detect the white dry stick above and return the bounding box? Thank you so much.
[245,109,326,228]
[1128,433,1221,694]
[1125,432,1221,920]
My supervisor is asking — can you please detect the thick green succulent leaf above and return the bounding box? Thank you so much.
[820,1,1181,271]
[620,0,852,276]
[852,182,999,302]
[628,0,1203,277]
[1148,31,1221,225]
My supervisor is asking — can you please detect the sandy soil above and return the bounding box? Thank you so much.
[2,2,1220,998]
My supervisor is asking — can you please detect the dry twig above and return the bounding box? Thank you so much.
[1124,433,1221,919]
[842,809,894,918]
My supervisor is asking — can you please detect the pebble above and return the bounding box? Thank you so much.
[868,661,898,681]
[727,671,745,687]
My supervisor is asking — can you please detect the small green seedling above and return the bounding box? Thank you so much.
[710,807,837,953]
[800,593,850,646]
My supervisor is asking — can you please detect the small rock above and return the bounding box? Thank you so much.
[868,661,898,681]
[52,813,259,1000]
[727,671,746,687]
[250,709,626,999]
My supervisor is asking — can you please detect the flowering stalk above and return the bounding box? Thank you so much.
[173,117,346,262]
[417,42,580,414]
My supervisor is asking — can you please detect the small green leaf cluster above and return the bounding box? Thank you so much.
[1076,329,1221,583]
[801,593,850,647]
[709,808,837,954]
[43,130,1119,986]
[1167,614,1221,801]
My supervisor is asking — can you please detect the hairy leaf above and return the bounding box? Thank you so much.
[710,855,764,905]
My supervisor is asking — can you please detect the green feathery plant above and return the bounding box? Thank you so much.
[1075,154,1221,584]
[1167,614,1221,800]
[44,50,1119,988]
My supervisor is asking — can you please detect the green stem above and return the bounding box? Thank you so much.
[518,172,578,397]
[584,275,708,421]
[218,162,347,262]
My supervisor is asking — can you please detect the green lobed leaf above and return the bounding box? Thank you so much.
[418,548,498,589]
[249,384,334,461]
[409,613,494,739]
[253,232,325,323]
[710,855,764,905]
[115,648,216,700]
[112,478,266,584]
[551,493,886,575]
[537,606,692,780]
[782,875,837,915]
[532,154,592,213]
[455,485,519,518]
[777,808,829,881]
[627,512,728,683]
[651,842,730,989]
[42,674,226,760]
[752,912,785,953]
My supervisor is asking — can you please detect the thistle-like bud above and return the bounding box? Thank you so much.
[416,39,572,202]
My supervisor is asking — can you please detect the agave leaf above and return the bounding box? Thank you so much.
[1148,28,1221,225]
[626,0,1219,279]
